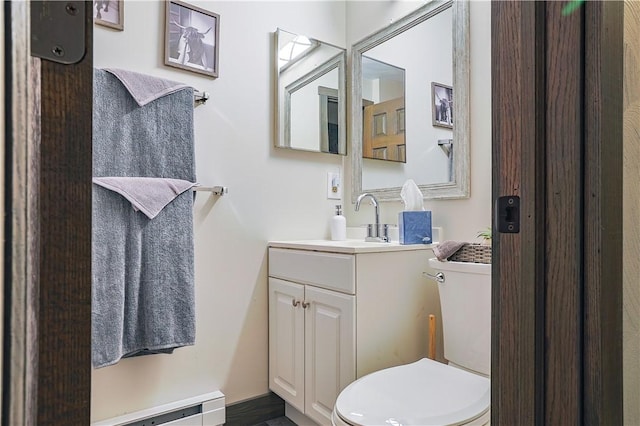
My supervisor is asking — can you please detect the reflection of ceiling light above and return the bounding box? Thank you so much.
[279,35,313,67]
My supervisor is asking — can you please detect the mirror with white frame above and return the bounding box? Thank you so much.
[351,0,469,201]
[275,28,347,155]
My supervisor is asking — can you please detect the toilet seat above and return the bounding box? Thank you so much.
[333,358,490,426]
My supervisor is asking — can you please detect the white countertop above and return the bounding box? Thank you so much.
[268,239,438,254]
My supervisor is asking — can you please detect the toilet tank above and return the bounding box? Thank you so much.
[427,258,491,376]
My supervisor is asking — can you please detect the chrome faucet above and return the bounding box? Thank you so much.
[355,193,388,242]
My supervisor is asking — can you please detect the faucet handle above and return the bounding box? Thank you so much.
[366,224,376,238]
[379,224,390,242]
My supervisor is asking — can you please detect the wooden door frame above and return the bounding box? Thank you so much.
[583,3,623,423]
[492,1,623,424]
[3,1,93,424]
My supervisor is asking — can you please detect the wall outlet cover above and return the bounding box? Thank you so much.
[327,172,341,200]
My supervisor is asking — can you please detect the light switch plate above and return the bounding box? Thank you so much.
[327,172,341,200]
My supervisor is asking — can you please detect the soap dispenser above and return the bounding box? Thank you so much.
[330,205,347,241]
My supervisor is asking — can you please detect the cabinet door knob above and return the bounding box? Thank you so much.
[301,301,311,309]
[292,299,300,307]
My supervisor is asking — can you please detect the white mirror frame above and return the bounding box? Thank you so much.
[350,0,470,202]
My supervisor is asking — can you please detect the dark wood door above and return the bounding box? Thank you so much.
[491,1,623,424]
[3,2,93,424]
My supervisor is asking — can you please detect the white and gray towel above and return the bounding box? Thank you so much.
[103,68,191,106]
[93,177,198,219]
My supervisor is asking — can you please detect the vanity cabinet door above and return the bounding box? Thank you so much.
[304,286,355,425]
[269,278,305,413]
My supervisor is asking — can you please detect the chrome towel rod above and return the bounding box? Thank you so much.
[194,91,210,105]
[194,186,228,196]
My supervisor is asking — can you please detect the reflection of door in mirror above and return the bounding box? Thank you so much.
[319,87,339,154]
[363,97,406,162]
[361,56,406,162]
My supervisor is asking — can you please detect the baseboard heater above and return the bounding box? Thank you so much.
[92,391,225,426]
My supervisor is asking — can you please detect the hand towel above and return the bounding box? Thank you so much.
[433,240,466,261]
[93,177,198,219]
[103,68,191,106]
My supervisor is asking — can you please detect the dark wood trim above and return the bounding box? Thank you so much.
[224,393,285,426]
[583,2,624,424]
[35,4,93,425]
[544,2,584,423]
[493,1,624,424]
[491,2,545,424]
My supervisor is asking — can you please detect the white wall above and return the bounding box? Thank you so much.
[346,1,492,243]
[92,0,491,421]
[92,1,345,421]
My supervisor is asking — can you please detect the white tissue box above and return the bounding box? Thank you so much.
[398,211,432,245]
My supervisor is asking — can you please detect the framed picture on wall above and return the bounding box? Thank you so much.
[165,0,220,78]
[432,82,453,129]
[94,0,124,31]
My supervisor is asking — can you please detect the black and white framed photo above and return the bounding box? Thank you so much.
[431,82,453,129]
[165,0,220,78]
[94,0,124,31]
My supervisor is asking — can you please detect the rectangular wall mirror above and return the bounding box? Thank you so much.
[351,0,470,201]
[275,28,347,155]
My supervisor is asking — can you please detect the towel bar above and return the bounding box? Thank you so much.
[194,186,228,196]
[194,91,210,104]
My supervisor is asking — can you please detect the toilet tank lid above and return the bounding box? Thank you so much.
[428,258,491,274]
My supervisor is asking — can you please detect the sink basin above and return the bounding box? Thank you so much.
[268,239,438,254]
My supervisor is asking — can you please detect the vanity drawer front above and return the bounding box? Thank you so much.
[269,248,355,294]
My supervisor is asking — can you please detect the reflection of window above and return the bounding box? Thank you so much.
[278,35,319,70]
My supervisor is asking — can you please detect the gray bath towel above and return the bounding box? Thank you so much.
[103,68,191,106]
[92,69,196,368]
[93,177,198,219]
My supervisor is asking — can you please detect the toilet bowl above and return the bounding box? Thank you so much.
[331,358,489,426]
[332,259,491,426]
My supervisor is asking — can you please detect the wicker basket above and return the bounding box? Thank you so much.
[449,243,492,264]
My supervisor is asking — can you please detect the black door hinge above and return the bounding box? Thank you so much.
[31,1,86,64]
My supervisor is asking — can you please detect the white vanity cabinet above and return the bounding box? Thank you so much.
[269,277,355,425]
[268,241,440,426]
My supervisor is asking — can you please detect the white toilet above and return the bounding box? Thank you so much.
[332,258,491,426]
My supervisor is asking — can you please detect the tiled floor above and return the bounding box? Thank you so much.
[252,416,297,426]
